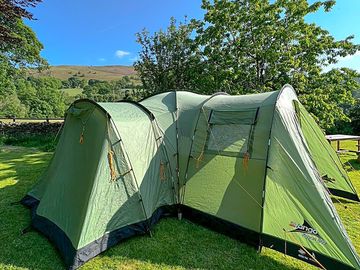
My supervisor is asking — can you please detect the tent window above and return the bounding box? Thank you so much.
[207,124,251,155]
[205,109,258,157]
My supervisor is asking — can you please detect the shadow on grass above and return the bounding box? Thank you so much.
[0,147,64,270]
[0,147,304,270]
[346,158,360,170]
[0,134,58,152]
[84,218,302,270]
[331,196,358,205]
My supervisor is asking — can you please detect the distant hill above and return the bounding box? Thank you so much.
[29,65,137,81]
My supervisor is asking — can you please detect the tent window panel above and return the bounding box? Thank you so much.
[207,124,251,156]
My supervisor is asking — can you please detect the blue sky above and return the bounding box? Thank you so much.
[26,0,360,71]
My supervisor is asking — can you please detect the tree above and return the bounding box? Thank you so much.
[0,0,42,44]
[199,1,340,92]
[16,77,66,117]
[0,56,26,117]
[0,0,45,68]
[135,0,360,129]
[0,0,48,118]
[134,17,209,96]
[67,76,85,88]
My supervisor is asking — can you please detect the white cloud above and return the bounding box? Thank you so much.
[98,58,106,62]
[115,50,130,58]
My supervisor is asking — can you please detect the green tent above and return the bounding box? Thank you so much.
[22,85,360,270]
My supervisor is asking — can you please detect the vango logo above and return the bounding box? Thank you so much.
[289,221,319,236]
[288,220,327,245]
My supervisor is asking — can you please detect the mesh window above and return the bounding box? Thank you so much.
[207,124,251,155]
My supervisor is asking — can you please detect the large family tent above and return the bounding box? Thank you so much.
[22,85,360,270]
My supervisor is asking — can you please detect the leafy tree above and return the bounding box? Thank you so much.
[134,17,208,96]
[0,56,26,117]
[0,0,41,44]
[16,77,66,117]
[348,100,360,134]
[299,68,359,128]
[123,90,133,101]
[0,0,48,117]
[61,79,70,88]
[67,76,85,88]
[0,0,45,67]
[135,0,360,129]
[81,79,138,102]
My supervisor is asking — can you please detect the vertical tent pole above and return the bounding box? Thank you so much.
[174,91,181,219]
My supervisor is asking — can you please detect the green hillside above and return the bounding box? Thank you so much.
[29,65,138,81]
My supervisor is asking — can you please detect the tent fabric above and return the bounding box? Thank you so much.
[262,88,360,269]
[22,85,360,270]
[294,100,359,201]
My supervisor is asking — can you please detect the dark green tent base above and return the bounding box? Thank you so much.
[21,194,39,209]
[328,188,360,202]
[181,205,260,248]
[21,195,175,270]
[182,206,357,270]
[261,234,356,270]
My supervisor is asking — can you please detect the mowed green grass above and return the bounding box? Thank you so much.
[61,88,83,97]
[0,141,359,270]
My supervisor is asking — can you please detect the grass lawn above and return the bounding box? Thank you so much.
[61,88,83,97]
[0,141,359,270]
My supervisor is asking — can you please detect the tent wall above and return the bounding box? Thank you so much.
[34,102,109,249]
[294,101,359,201]
[261,87,360,270]
[99,102,175,218]
[182,92,278,235]
[140,92,179,197]
[23,100,177,268]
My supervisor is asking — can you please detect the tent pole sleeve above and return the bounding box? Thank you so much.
[174,91,180,206]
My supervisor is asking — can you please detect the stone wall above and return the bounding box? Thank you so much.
[0,122,63,137]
